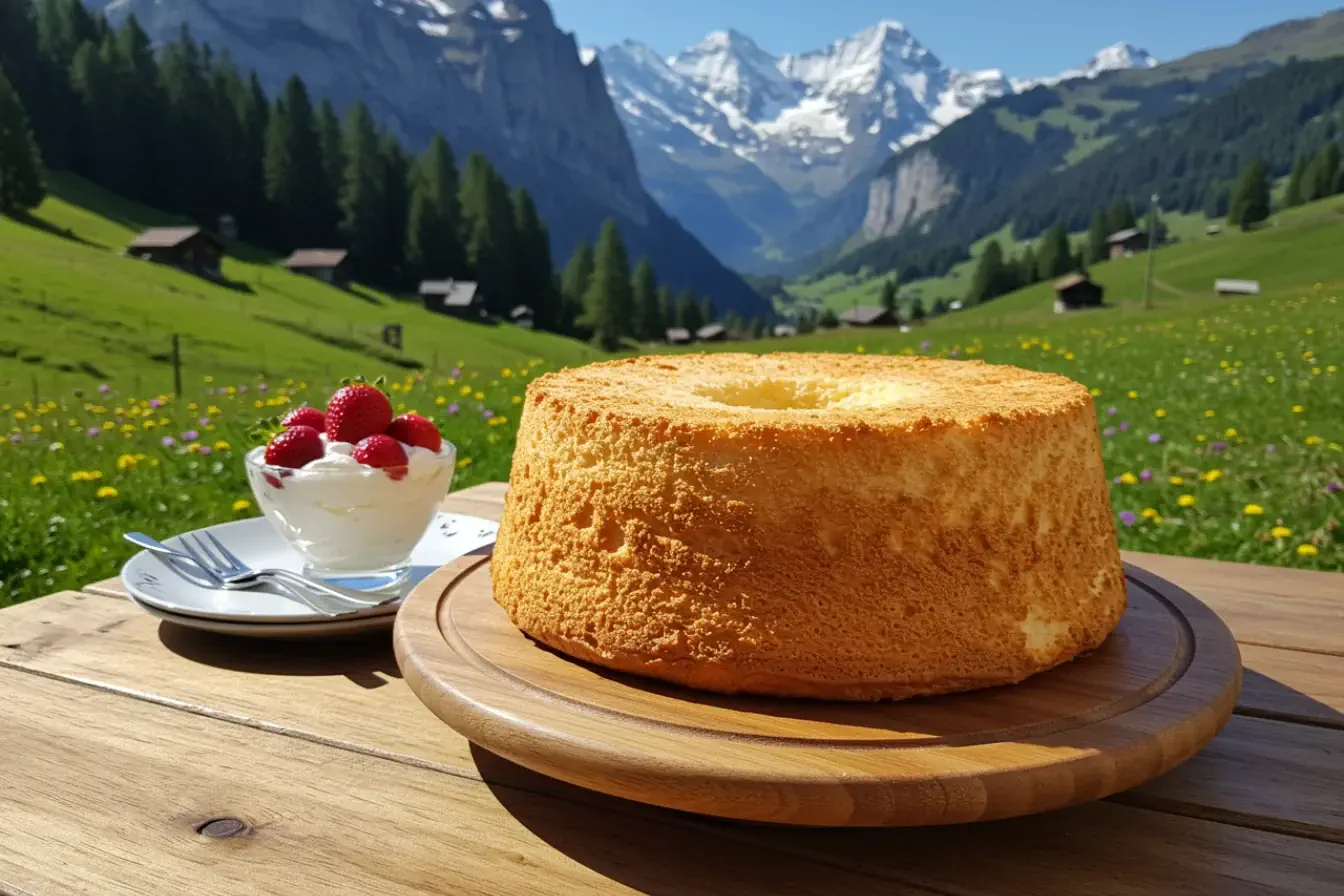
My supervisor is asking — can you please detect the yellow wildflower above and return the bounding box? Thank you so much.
[30,473,47,486]
[1202,469,1223,483]
[1154,409,1166,419]
[501,368,513,377]
[1178,494,1196,508]
[13,411,25,420]
[511,395,523,405]
[1204,409,1215,418]
[1297,544,1319,558]
[1243,504,1264,516]
[1292,405,1304,414]
[187,443,202,454]
[1305,435,1323,446]
[456,457,473,469]
[1089,387,1102,397]
[435,396,446,406]
[1127,390,1138,399]
[460,385,472,396]
[1183,357,1193,365]
[1169,476,1184,486]
[95,486,118,500]
[214,440,231,452]
[1271,526,1293,538]
[1141,508,1159,520]
[117,454,138,471]
[474,391,485,401]
[1224,428,1238,438]
[1119,472,1138,486]
[232,499,252,513]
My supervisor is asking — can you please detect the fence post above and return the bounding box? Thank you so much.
[171,333,182,399]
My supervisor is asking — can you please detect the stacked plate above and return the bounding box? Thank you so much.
[120,512,498,638]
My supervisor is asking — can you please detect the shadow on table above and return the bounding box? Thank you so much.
[155,622,402,690]
[1238,665,1344,726]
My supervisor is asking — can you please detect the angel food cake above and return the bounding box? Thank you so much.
[491,353,1127,701]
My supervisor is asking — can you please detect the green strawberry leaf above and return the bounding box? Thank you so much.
[247,414,286,446]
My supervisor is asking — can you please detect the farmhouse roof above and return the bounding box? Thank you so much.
[1053,273,1090,291]
[665,327,691,343]
[839,305,891,325]
[510,305,534,320]
[283,249,348,269]
[772,324,797,338]
[127,227,211,250]
[697,323,728,340]
[419,280,480,307]
[1106,228,1144,244]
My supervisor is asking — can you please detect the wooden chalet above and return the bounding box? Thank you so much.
[509,305,535,329]
[283,249,351,288]
[1053,272,1105,313]
[125,227,224,276]
[839,306,898,327]
[419,280,485,321]
[696,323,729,342]
[665,327,692,345]
[772,324,798,338]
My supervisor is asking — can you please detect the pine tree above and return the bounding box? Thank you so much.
[580,218,634,351]
[229,73,269,241]
[264,75,328,248]
[110,15,165,204]
[68,39,122,187]
[1019,245,1039,284]
[1086,210,1110,264]
[879,276,898,314]
[1035,223,1073,281]
[314,99,344,246]
[967,239,1006,304]
[0,69,45,215]
[158,26,218,221]
[1105,199,1136,235]
[3,0,72,168]
[1284,155,1308,207]
[907,297,926,323]
[630,258,662,341]
[511,186,556,330]
[749,315,767,339]
[560,240,594,337]
[723,311,744,337]
[818,307,839,329]
[675,290,703,332]
[405,134,466,285]
[1228,155,1271,230]
[699,296,717,326]
[1306,142,1341,202]
[377,134,411,287]
[458,152,516,314]
[337,101,386,282]
[656,284,674,333]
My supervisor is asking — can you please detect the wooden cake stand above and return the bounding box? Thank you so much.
[394,552,1241,827]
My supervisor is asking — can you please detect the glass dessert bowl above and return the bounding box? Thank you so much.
[244,434,457,591]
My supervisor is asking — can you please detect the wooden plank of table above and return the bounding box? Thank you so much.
[0,667,933,896]
[3,588,1342,847]
[3,667,1340,896]
[76,485,512,601]
[1125,551,1344,655]
[1236,643,1344,726]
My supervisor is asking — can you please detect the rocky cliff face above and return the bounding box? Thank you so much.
[89,0,766,314]
[860,148,958,241]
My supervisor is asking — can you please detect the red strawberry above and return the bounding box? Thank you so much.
[325,383,393,444]
[353,434,409,479]
[264,425,323,469]
[282,405,326,432]
[385,413,442,452]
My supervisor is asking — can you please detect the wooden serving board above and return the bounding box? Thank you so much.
[394,554,1242,827]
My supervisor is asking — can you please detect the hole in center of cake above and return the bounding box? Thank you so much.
[693,378,923,410]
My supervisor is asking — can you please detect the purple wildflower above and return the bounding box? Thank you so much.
[1113,475,1124,485]
[258,383,269,392]
[1140,469,1153,482]
[86,427,100,438]
[483,409,495,419]
[199,417,211,426]
[1148,433,1162,444]
[1102,427,1117,438]
[1106,406,1117,415]
[1118,511,1137,527]
[1326,481,1342,494]
[949,349,960,358]
[9,433,20,443]
[447,403,459,415]
[161,436,176,448]
[98,384,110,394]
[919,340,932,351]
[182,430,199,441]
[239,385,248,393]
[1120,421,1130,432]
[1211,441,1229,454]
[149,399,162,409]
[199,445,213,456]
[1265,444,1277,455]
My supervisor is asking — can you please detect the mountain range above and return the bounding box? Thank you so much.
[593,24,1158,272]
[89,0,769,316]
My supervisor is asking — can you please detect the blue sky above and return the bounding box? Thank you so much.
[547,0,1342,78]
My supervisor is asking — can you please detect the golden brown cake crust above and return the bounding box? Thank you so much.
[491,353,1128,701]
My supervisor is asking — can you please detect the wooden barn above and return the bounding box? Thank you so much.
[1053,272,1105,313]
[839,306,898,327]
[1107,228,1147,259]
[283,249,351,288]
[509,305,535,329]
[665,327,692,345]
[696,323,729,342]
[125,227,224,276]
[419,280,485,321]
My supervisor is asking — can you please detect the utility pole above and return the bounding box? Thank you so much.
[1143,193,1160,310]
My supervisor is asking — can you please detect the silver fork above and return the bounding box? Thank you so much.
[172,535,370,618]
[190,532,397,610]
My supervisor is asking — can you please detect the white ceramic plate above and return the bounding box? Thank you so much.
[121,512,498,623]
[125,593,401,639]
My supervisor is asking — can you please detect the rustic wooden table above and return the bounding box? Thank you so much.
[2,482,1341,895]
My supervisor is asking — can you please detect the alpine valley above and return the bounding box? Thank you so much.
[593,24,1157,272]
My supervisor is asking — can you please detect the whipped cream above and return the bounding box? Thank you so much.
[245,434,456,574]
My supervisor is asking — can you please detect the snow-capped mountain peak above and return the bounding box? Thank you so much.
[1012,41,1158,90]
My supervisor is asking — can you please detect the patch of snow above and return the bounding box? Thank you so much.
[418,20,449,36]
[579,46,596,65]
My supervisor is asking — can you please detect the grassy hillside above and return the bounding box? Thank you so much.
[0,175,598,402]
